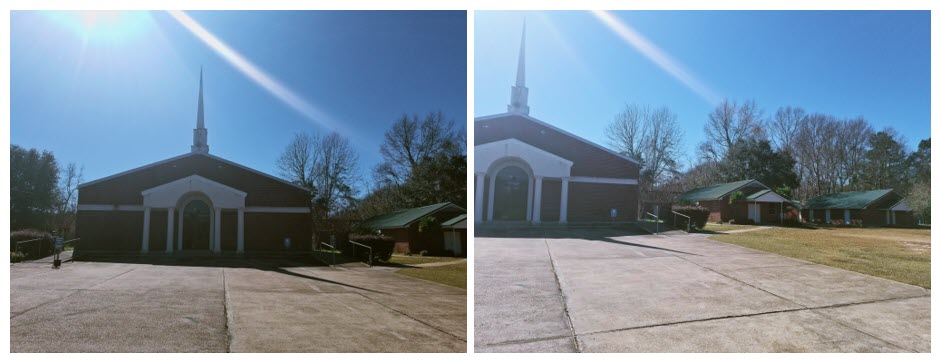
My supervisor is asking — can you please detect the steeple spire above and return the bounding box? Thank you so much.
[191,68,209,153]
[507,21,530,115]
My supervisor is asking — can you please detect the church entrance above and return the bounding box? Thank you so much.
[182,199,211,250]
[493,166,529,221]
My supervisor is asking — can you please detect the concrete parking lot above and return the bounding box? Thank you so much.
[11,256,466,352]
[475,227,930,353]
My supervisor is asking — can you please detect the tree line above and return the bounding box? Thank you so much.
[10,145,84,236]
[605,99,929,221]
[277,111,466,233]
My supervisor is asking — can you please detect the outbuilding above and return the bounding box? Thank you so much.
[678,179,796,225]
[359,202,466,255]
[801,189,914,226]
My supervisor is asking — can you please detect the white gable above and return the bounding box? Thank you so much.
[475,138,573,178]
[142,175,246,208]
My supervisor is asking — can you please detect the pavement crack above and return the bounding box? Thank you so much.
[544,240,580,353]
[352,292,466,343]
[222,268,234,353]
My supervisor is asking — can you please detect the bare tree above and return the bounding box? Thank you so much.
[605,104,648,161]
[770,106,806,153]
[376,111,457,185]
[605,104,683,186]
[277,132,317,189]
[53,162,83,236]
[312,132,361,217]
[701,99,765,160]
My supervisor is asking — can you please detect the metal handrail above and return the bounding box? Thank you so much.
[645,212,660,235]
[348,240,373,267]
[672,211,692,233]
[316,241,337,266]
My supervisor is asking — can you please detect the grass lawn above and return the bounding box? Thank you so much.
[395,262,467,289]
[701,223,760,232]
[385,255,461,266]
[710,226,931,288]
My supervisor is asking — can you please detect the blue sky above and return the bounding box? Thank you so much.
[11,10,467,189]
[475,11,930,169]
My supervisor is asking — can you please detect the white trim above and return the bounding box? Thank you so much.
[749,190,788,203]
[141,207,151,254]
[142,174,248,197]
[475,112,641,165]
[206,153,310,192]
[77,204,145,211]
[244,206,311,213]
[475,138,574,178]
[890,200,912,211]
[568,176,638,185]
[78,153,194,188]
[78,152,310,192]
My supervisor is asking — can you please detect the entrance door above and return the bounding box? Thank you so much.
[493,166,529,221]
[747,203,761,224]
[182,200,211,250]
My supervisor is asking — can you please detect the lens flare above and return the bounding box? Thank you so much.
[590,10,720,105]
[44,11,152,44]
[167,10,341,133]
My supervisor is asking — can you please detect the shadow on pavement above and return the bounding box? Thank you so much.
[67,253,387,294]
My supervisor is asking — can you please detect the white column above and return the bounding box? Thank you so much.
[487,175,496,221]
[237,208,245,253]
[532,176,543,224]
[177,206,183,250]
[526,177,534,221]
[886,210,891,225]
[844,209,850,224]
[474,173,485,223]
[825,209,831,224]
[891,211,897,225]
[214,207,222,253]
[560,177,569,224]
[809,209,814,222]
[141,207,151,253]
[165,208,174,254]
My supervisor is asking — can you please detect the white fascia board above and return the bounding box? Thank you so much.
[244,207,311,213]
[77,204,145,211]
[78,152,195,188]
[141,174,247,197]
[475,112,641,165]
[750,191,788,203]
[890,200,912,211]
[77,152,310,193]
[206,153,311,192]
[568,176,638,185]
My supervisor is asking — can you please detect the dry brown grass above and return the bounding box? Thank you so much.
[710,226,931,288]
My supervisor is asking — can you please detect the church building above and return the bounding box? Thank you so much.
[75,71,312,255]
[474,27,640,224]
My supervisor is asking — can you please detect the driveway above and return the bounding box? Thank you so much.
[11,256,466,352]
[475,227,930,352]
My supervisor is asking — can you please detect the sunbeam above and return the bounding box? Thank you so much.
[167,10,341,132]
[590,10,721,105]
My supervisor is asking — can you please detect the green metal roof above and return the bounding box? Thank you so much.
[746,189,772,200]
[678,179,760,202]
[360,202,465,229]
[804,189,894,210]
[441,214,467,229]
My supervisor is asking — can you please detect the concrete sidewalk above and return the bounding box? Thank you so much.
[11,257,466,352]
[475,230,930,353]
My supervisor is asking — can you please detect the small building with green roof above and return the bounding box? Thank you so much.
[678,179,798,225]
[360,202,466,255]
[801,189,913,226]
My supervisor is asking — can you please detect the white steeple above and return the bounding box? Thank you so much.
[507,22,530,115]
[191,68,209,154]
